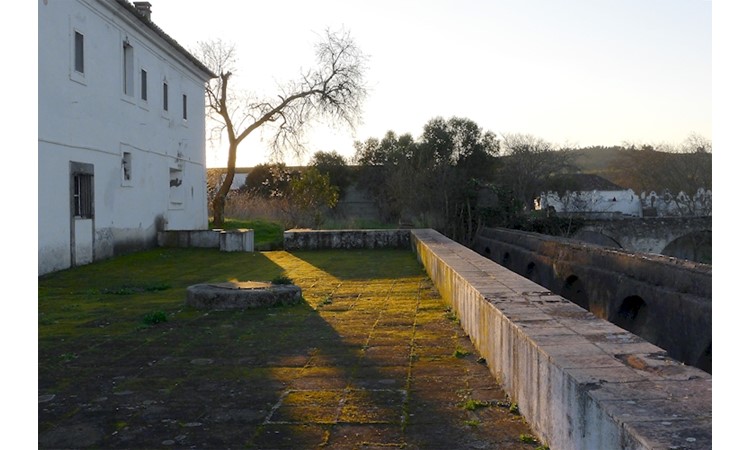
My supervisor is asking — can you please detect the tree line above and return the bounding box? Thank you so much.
[196,30,711,242]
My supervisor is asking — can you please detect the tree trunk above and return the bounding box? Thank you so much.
[212,142,238,228]
[212,191,227,227]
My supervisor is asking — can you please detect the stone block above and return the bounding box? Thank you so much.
[220,229,254,252]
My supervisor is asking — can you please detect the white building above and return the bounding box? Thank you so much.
[38,0,216,275]
[535,174,643,218]
[538,189,643,218]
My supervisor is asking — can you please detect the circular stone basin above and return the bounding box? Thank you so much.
[186,281,302,310]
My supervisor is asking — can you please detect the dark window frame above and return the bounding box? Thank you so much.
[70,162,95,219]
[140,69,148,101]
[74,31,84,74]
[163,82,169,111]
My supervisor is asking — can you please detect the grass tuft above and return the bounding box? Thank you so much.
[142,310,168,326]
[271,274,294,285]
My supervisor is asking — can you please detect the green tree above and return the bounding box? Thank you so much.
[284,167,340,228]
[242,163,295,199]
[309,150,352,192]
[354,117,499,242]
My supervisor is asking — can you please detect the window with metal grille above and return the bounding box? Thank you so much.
[73,173,93,218]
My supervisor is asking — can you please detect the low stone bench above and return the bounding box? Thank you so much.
[186,281,301,310]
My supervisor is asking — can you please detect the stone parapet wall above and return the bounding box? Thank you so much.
[410,228,710,450]
[158,229,254,252]
[283,229,412,250]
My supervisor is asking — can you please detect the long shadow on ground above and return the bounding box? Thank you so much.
[38,248,540,449]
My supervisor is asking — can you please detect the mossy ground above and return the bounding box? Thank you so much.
[39,248,541,449]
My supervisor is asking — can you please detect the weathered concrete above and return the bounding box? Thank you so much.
[473,227,712,372]
[573,217,712,261]
[410,228,711,450]
[219,228,254,252]
[186,281,301,310]
[157,229,221,248]
[283,229,411,250]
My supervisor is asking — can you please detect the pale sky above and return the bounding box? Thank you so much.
[148,0,712,168]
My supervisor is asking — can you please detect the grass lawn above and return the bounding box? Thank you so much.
[38,247,540,449]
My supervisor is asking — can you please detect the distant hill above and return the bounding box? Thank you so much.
[565,146,712,194]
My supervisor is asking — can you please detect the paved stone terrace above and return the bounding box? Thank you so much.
[39,249,542,449]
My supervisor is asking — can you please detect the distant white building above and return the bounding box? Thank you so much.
[641,188,712,217]
[38,0,216,275]
[538,189,643,218]
[536,174,642,218]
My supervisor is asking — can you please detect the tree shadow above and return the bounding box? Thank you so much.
[38,248,538,449]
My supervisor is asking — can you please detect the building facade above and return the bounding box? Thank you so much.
[38,0,215,275]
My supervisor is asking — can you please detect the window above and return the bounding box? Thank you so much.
[122,152,132,182]
[73,173,93,218]
[163,82,169,111]
[123,41,134,96]
[140,70,148,101]
[182,94,187,120]
[169,167,184,207]
[74,31,84,74]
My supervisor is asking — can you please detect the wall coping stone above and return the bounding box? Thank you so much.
[410,228,710,450]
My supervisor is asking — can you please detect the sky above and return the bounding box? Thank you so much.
[148,0,713,168]
[13,1,750,445]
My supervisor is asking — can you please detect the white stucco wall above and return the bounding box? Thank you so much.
[538,189,642,217]
[39,0,212,275]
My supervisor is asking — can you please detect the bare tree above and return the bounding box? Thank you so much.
[616,136,712,216]
[198,29,367,226]
[498,134,573,211]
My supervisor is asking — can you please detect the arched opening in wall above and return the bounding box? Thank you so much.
[484,246,491,256]
[611,295,648,335]
[696,343,711,374]
[561,275,589,310]
[662,231,712,264]
[525,262,536,280]
[572,230,623,249]
[502,252,511,266]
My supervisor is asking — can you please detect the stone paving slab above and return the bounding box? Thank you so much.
[39,249,542,449]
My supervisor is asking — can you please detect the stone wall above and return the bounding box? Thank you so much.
[473,227,712,372]
[283,229,411,250]
[411,228,710,450]
[280,228,711,449]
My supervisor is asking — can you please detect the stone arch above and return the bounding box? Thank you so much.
[695,342,711,374]
[662,230,711,264]
[560,275,589,310]
[525,262,536,280]
[611,295,648,335]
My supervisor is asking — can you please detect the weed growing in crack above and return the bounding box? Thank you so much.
[461,399,490,411]
[142,310,168,326]
[317,295,333,307]
[453,347,470,358]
